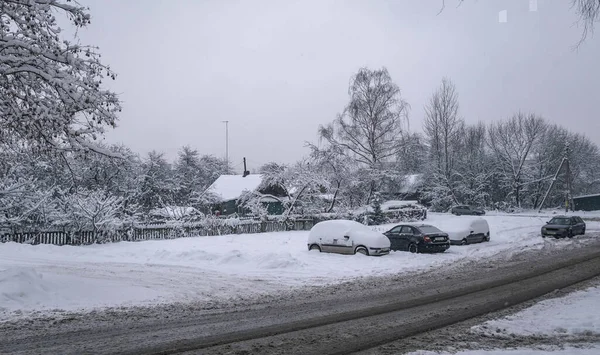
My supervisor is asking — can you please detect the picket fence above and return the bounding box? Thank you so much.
[0,219,316,246]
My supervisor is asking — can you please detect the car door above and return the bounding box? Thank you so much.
[329,232,354,254]
[574,217,585,234]
[386,226,403,250]
[399,226,415,250]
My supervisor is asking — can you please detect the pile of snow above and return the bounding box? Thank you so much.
[0,268,53,311]
[409,346,600,355]
[472,285,600,337]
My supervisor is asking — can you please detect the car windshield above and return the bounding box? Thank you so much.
[549,218,571,225]
[418,226,443,234]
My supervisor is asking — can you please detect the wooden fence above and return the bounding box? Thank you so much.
[0,219,316,246]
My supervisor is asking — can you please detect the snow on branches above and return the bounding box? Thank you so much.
[0,0,121,154]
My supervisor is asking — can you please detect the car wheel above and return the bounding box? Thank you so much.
[355,246,369,256]
[408,243,418,253]
[567,230,573,239]
[554,235,561,239]
[461,239,468,246]
[582,228,586,235]
[309,244,321,252]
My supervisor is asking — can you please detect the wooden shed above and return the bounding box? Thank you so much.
[573,193,600,211]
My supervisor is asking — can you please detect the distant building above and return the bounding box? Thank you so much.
[573,193,600,211]
[205,174,288,216]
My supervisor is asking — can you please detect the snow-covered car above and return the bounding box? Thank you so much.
[307,220,391,256]
[442,217,490,245]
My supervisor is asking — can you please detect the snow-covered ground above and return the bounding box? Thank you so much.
[1,213,599,321]
[409,347,600,355]
[473,285,600,337]
[408,283,600,354]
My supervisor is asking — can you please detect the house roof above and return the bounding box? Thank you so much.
[206,174,263,202]
[574,193,600,200]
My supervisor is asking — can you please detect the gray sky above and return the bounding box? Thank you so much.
[75,0,600,170]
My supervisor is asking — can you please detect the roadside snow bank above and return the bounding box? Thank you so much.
[409,346,600,355]
[0,266,165,317]
[0,268,53,310]
[472,285,600,337]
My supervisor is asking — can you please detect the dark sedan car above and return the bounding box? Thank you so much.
[383,224,450,253]
[451,205,485,216]
[541,216,586,239]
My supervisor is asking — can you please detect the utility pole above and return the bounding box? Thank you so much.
[221,120,229,168]
[537,142,574,213]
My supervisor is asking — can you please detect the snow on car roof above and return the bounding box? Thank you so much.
[206,174,263,202]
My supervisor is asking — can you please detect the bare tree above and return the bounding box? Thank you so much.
[318,67,409,168]
[572,0,600,44]
[455,122,492,206]
[487,113,547,207]
[422,78,464,208]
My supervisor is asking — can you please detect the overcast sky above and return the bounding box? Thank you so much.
[74,0,600,171]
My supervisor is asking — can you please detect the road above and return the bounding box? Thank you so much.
[2,239,600,355]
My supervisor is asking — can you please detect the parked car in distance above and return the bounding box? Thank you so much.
[383,224,450,253]
[444,217,490,245]
[307,220,390,256]
[451,205,485,216]
[541,216,586,239]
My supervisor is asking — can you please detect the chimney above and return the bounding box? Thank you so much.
[243,157,250,177]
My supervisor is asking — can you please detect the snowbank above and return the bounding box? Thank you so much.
[0,266,164,318]
[409,346,600,355]
[472,285,600,337]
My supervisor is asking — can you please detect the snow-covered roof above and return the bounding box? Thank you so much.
[206,174,264,202]
[574,193,600,199]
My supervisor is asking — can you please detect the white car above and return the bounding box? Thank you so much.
[442,216,490,245]
[307,220,391,256]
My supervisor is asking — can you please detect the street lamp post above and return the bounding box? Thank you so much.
[222,120,229,168]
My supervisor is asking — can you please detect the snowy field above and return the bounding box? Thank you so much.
[1,213,599,321]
